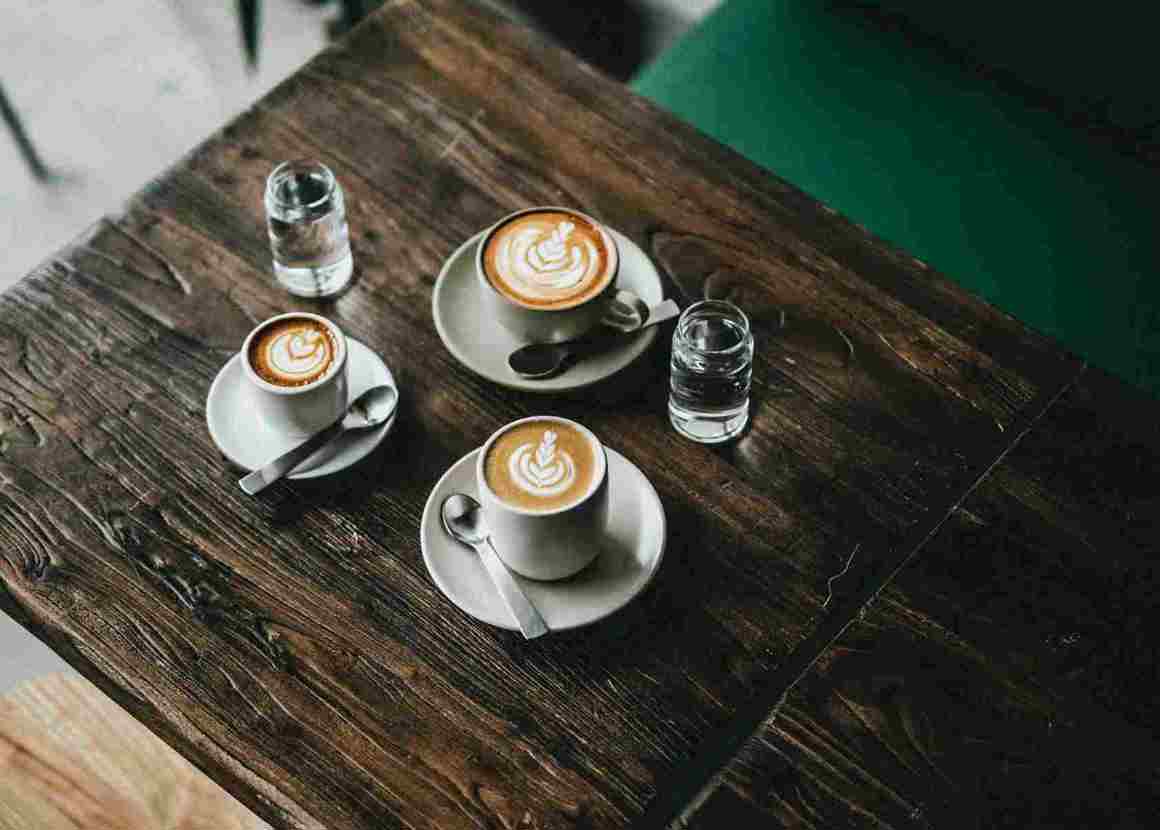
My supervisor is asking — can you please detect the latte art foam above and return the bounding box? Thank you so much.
[508,430,577,497]
[497,220,598,296]
[483,420,598,512]
[248,317,338,387]
[268,328,328,375]
[483,210,615,309]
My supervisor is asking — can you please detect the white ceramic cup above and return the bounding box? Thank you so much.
[475,206,620,344]
[476,416,610,581]
[240,312,349,437]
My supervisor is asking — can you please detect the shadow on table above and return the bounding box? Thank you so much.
[318,0,650,80]
[225,427,395,524]
[508,0,648,81]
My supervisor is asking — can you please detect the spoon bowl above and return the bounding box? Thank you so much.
[440,493,549,639]
[344,384,398,429]
[441,493,489,545]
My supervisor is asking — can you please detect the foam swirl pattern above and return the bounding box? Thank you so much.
[485,211,612,307]
[508,430,576,497]
[483,419,598,512]
[251,319,336,387]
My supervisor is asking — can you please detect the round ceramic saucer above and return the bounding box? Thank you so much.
[206,338,397,479]
[420,447,666,632]
[432,228,665,392]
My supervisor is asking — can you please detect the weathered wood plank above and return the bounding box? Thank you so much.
[685,598,1160,829]
[0,1,1115,829]
[149,0,1085,593]
[0,259,849,828]
[887,367,1160,733]
[682,365,1160,827]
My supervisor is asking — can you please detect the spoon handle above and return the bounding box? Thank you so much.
[477,539,549,639]
[239,416,346,495]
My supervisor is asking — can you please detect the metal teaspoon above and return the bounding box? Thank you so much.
[508,297,681,379]
[440,493,549,639]
[238,384,397,495]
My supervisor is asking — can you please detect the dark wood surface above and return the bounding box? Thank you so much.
[685,599,1160,829]
[683,367,1160,828]
[0,1,1153,828]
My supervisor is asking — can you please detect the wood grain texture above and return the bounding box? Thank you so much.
[0,673,268,830]
[684,599,1160,829]
[680,367,1160,828]
[0,0,1139,828]
[890,368,1160,733]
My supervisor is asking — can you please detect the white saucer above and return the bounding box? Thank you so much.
[420,447,666,632]
[206,338,397,479]
[432,228,666,392]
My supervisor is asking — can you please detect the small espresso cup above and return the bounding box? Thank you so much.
[476,206,620,344]
[240,312,349,437]
[476,416,610,580]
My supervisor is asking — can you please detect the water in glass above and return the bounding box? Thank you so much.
[265,160,353,297]
[669,300,754,443]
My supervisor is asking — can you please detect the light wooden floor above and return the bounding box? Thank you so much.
[0,673,268,829]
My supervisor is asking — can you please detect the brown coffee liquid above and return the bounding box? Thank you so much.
[484,420,597,511]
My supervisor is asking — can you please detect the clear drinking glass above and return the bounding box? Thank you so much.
[264,160,353,297]
[669,300,754,443]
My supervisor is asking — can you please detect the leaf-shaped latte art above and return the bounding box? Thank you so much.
[508,429,576,497]
[536,430,557,467]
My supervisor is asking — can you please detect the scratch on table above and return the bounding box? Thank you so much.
[835,326,855,368]
[102,218,193,295]
[875,331,921,372]
[216,665,271,724]
[438,108,485,161]
[822,544,860,610]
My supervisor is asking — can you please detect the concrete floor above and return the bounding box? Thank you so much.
[0,0,718,693]
[1,1,333,292]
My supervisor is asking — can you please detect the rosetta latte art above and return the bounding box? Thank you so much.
[484,418,597,511]
[507,430,577,498]
[264,327,331,381]
[494,219,601,299]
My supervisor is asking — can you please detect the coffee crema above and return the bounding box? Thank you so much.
[484,420,598,512]
[248,317,338,387]
[483,210,615,309]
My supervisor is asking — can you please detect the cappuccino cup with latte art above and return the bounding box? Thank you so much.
[476,207,619,344]
[477,416,609,580]
[241,312,349,437]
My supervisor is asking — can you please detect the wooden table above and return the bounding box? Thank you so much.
[2,1,1157,827]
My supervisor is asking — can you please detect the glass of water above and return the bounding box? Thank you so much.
[669,300,754,443]
[264,160,353,298]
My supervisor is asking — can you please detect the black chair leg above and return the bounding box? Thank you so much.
[0,82,50,181]
[238,0,261,70]
[340,0,371,27]
[325,0,377,39]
